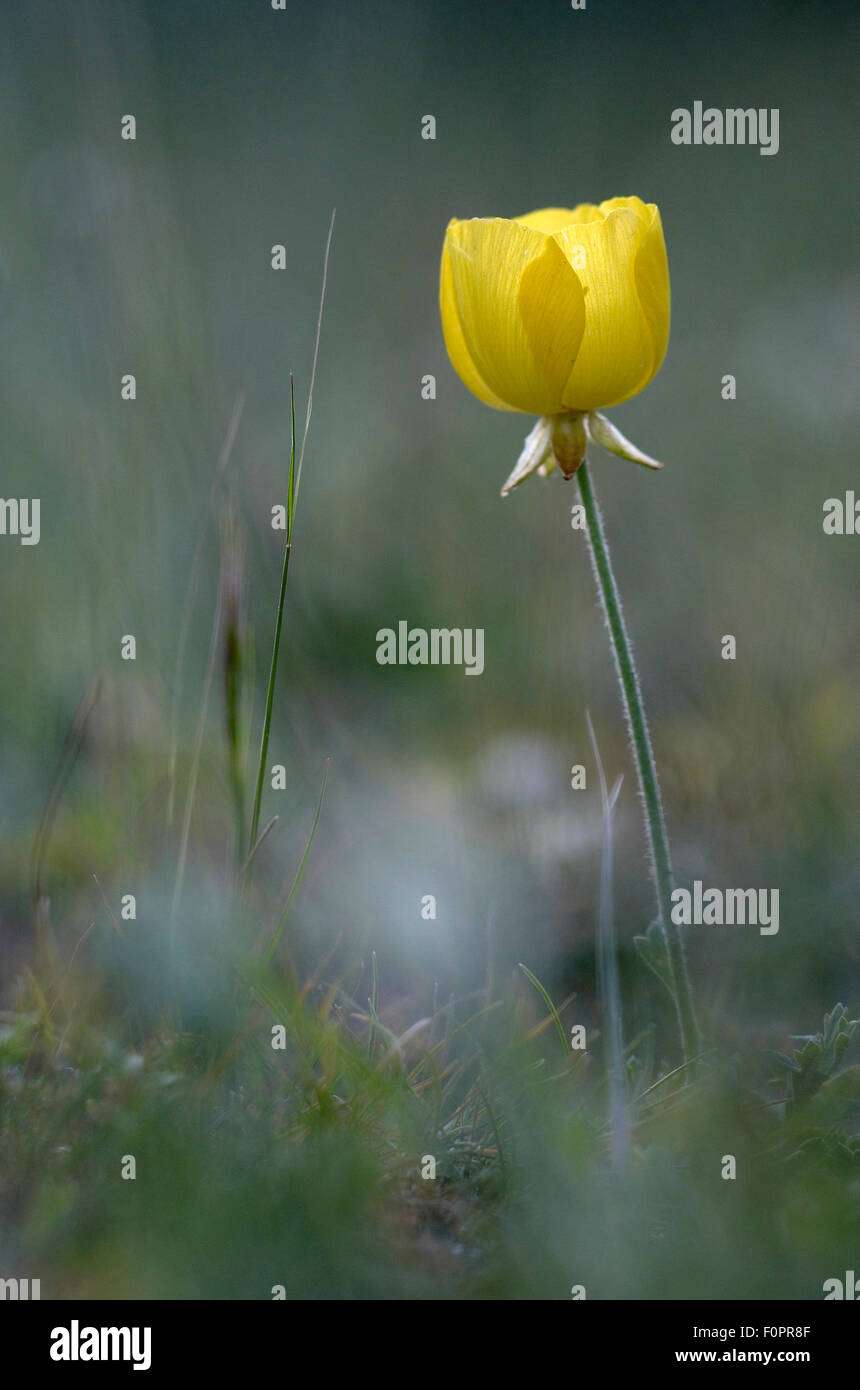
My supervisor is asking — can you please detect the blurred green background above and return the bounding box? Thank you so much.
[0,0,858,1299]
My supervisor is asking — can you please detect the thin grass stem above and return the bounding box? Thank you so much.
[249,377,296,852]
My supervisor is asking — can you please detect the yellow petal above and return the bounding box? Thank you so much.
[633,204,671,379]
[564,203,607,226]
[516,205,605,232]
[552,205,657,410]
[443,218,585,415]
[598,198,670,388]
[515,207,579,233]
[597,195,650,224]
[440,228,513,411]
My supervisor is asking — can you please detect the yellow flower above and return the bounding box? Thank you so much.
[441,196,669,414]
[439,197,671,491]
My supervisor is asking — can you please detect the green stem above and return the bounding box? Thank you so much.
[577,458,699,1065]
[249,376,296,853]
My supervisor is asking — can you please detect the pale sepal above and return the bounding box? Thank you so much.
[500,415,554,496]
[585,411,664,470]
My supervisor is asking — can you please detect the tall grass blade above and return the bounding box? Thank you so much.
[249,376,296,852]
[294,208,335,508]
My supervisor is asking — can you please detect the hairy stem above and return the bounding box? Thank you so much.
[577,458,699,1065]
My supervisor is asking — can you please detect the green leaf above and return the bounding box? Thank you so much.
[767,1049,802,1074]
[633,920,674,997]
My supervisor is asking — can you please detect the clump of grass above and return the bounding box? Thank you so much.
[5,961,858,1298]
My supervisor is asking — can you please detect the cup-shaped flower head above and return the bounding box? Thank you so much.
[440,196,669,416]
